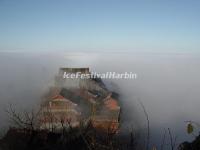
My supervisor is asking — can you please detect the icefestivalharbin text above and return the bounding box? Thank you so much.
[63,71,137,79]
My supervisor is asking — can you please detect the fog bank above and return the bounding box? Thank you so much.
[0,52,200,146]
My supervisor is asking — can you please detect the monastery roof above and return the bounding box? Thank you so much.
[52,95,65,100]
[104,98,120,110]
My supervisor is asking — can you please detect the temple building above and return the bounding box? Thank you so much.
[39,68,120,132]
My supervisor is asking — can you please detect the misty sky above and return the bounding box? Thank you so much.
[0,0,200,53]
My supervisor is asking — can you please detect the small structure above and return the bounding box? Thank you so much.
[91,94,120,131]
[39,94,80,130]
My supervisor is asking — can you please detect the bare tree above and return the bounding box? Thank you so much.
[5,104,39,130]
[168,128,177,150]
[5,104,41,147]
[138,99,150,150]
[160,129,167,150]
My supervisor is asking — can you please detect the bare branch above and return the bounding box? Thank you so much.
[138,98,150,150]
